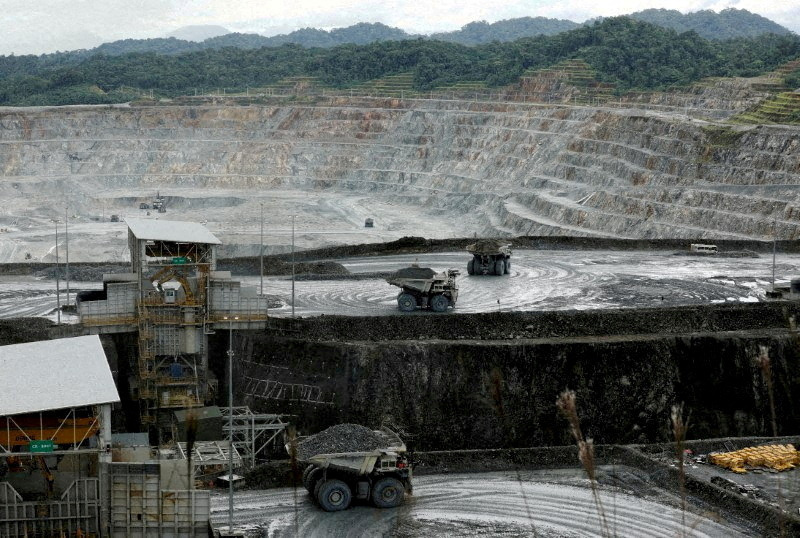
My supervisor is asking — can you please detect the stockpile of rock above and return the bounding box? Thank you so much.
[297,424,385,460]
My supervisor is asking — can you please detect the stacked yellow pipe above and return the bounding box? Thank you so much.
[709,444,799,473]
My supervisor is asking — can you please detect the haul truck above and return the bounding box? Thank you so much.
[296,427,412,512]
[387,266,459,312]
[466,239,512,275]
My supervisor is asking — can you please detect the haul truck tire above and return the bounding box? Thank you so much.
[371,477,405,508]
[504,259,511,274]
[467,258,475,275]
[397,293,416,312]
[494,259,505,275]
[303,465,321,492]
[430,294,449,312]
[318,479,353,511]
[313,476,325,503]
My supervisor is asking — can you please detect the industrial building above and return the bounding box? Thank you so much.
[0,335,215,535]
[77,217,269,441]
[0,336,117,535]
[0,218,287,535]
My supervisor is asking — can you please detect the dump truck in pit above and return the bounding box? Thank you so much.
[466,239,512,275]
[293,426,412,512]
[386,265,459,312]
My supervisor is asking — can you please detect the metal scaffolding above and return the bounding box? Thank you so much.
[220,406,289,467]
[137,300,205,428]
[173,440,243,468]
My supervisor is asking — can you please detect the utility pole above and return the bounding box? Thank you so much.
[226,316,237,533]
[291,215,296,319]
[772,216,778,291]
[54,221,61,324]
[260,203,264,296]
[64,206,70,306]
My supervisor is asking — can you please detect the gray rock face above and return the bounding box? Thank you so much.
[0,94,798,249]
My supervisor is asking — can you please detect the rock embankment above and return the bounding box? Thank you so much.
[235,302,800,452]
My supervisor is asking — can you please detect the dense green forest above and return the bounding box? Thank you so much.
[429,17,579,44]
[0,18,798,107]
[10,8,791,62]
[629,8,791,40]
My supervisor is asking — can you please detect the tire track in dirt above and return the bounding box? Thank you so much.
[210,472,752,537]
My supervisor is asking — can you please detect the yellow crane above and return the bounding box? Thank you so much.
[149,266,195,304]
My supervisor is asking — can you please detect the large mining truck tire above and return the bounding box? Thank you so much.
[430,294,449,312]
[494,259,505,275]
[504,259,511,274]
[312,475,325,503]
[371,477,405,508]
[467,258,475,275]
[317,479,353,512]
[397,293,417,312]
[303,465,321,492]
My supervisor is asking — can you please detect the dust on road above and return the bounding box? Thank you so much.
[247,249,778,317]
[210,469,757,537]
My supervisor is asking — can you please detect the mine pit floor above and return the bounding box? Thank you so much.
[0,248,791,321]
[209,467,760,537]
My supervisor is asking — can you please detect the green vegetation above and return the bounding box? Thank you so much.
[701,126,746,147]
[350,72,417,96]
[629,8,792,40]
[20,9,788,61]
[732,93,800,125]
[780,59,800,89]
[520,59,614,104]
[430,17,579,44]
[0,17,798,106]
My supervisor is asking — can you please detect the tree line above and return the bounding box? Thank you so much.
[0,18,798,106]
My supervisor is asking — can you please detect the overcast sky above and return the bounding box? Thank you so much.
[0,0,798,56]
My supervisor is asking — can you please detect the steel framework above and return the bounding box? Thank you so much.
[220,406,289,467]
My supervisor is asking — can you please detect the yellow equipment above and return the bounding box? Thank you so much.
[709,444,800,473]
[149,266,195,304]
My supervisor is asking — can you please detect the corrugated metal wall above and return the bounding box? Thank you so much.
[107,462,209,537]
[208,280,269,318]
[0,478,100,536]
[79,282,138,322]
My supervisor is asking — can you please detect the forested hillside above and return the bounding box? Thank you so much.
[0,18,798,107]
[8,8,791,62]
[629,8,791,40]
[429,17,578,44]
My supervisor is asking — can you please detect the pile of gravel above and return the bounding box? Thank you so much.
[297,424,385,460]
[390,266,436,280]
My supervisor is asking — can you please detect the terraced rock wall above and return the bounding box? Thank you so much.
[0,96,799,244]
[227,304,800,450]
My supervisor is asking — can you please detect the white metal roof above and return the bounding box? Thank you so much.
[0,335,120,416]
[126,217,221,245]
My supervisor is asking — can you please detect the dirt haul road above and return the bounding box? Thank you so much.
[250,249,780,317]
[210,469,756,537]
[0,248,788,320]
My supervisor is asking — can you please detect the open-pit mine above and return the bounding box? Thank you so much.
[2,79,800,536]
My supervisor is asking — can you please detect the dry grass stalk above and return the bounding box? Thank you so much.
[756,346,788,536]
[286,425,301,536]
[756,345,778,437]
[556,389,611,537]
[671,403,690,536]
